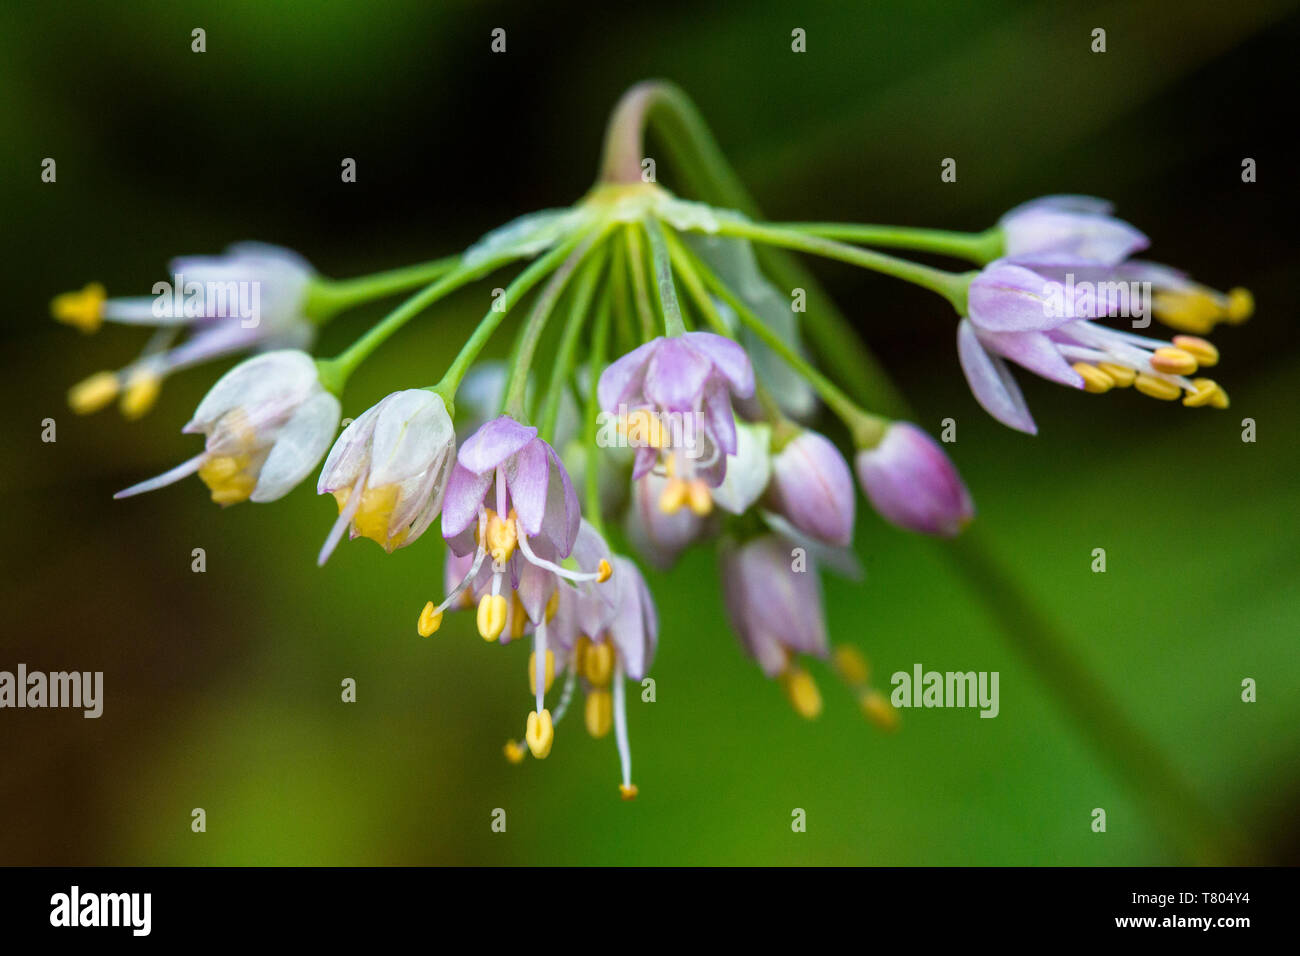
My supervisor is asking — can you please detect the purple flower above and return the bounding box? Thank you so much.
[721,534,828,719]
[999,195,1148,267]
[958,260,1230,434]
[598,332,755,514]
[766,429,856,547]
[854,423,973,537]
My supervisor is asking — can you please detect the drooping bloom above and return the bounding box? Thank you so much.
[598,332,755,516]
[855,422,973,537]
[957,260,1231,434]
[765,429,856,547]
[114,350,340,505]
[316,389,456,564]
[57,243,317,419]
[720,534,830,719]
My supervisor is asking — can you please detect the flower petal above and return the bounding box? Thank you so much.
[457,415,537,475]
[957,319,1037,434]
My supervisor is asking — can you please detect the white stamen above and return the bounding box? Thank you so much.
[613,660,632,789]
[534,620,548,713]
[550,662,579,725]
[114,453,204,499]
[516,533,604,583]
[432,511,491,613]
[317,470,368,566]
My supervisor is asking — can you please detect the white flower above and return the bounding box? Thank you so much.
[59,243,317,420]
[115,350,340,505]
[316,389,456,564]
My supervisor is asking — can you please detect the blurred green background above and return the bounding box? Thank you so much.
[2,0,1297,865]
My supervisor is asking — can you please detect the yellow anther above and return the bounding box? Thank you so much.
[504,740,526,764]
[658,477,688,514]
[528,649,556,696]
[509,593,528,640]
[51,282,106,333]
[1097,362,1135,387]
[832,645,870,688]
[619,783,639,800]
[119,370,162,420]
[620,409,664,448]
[780,667,823,720]
[1071,362,1115,394]
[1149,347,1198,377]
[198,454,254,506]
[574,635,591,676]
[860,689,900,731]
[1171,336,1219,368]
[585,689,613,738]
[583,641,615,686]
[1182,378,1218,408]
[1226,287,1253,323]
[1210,383,1230,409]
[525,708,554,759]
[545,589,559,622]
[686,479,713,516]
[1134,373,1182,402]
[596,559,612,583]
[485,508,518,564]
[1152,289,1219,334]
[417,601,443,637]
[476,593,508,642]
[67,371,119,414]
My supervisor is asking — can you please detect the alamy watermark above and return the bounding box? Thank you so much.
[152,272,261,327]
[595,406,707,457]
[1042,274,1152,328]
[890,663,999,718]
[0,664,103,718]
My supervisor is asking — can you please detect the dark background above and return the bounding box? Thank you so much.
[1,0,1297,864]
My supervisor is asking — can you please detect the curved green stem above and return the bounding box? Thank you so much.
[782,222,1004,265]
[539,246,609,443]
[305,255,461,323]
[706,218,973,312]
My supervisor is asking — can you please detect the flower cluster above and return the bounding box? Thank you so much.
[55,84,1254,797]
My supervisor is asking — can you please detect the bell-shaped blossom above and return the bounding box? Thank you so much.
[999,195,1148,267]
[114,350,339,505]
[598,332,755,516]
[316,389,455,564]
[721,534,829,719]
[854,423,973,537]
[58,243,317,419]
[958,260,1231,434]
[765,429,855,547]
